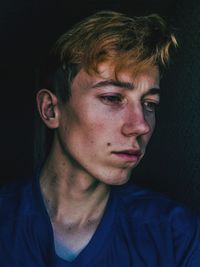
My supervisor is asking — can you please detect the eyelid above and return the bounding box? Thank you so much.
[143,95,160,104]
[100,93,122,100]
[145,99,160,105]
[142,99,160,106]
[99,93,126,105]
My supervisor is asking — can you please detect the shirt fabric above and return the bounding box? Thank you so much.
[0,172,200,267]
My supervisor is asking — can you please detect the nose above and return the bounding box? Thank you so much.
[121,104,151,137]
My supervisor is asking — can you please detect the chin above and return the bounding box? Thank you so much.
[102,172,131,186]
[109,179,129,186]
[91,164,133,186]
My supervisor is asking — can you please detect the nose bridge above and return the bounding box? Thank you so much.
[121,102,150,136]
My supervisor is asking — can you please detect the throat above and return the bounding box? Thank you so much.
[40,171,110,225]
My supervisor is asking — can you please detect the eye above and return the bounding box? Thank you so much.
[142,101,159,113]
[100,94,124,105]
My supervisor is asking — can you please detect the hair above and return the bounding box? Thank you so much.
[34,10,178,167]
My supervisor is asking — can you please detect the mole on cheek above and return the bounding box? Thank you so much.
[107,143,111,146]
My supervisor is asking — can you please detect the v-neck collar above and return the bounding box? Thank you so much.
[33,170,117,267]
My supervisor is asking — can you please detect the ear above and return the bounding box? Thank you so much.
[36,89,60,129]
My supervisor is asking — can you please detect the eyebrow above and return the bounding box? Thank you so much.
[92,79,160,96]
[92,79,134,90]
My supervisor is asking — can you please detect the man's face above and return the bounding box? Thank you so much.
[56,63,160,185]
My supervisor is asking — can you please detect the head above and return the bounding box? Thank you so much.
[35,10,177,184]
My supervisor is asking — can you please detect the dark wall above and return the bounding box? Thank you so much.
[1,0,200,213]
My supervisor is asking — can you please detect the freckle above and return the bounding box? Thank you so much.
[107,143,111,146]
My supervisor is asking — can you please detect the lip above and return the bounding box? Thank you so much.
[111,149,142,162]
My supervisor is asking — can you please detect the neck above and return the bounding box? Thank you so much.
[39,145,110,226]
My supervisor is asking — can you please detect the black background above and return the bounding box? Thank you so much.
[1,0,200,214]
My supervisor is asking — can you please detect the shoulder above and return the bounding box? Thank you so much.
[0,175,53,265]
[0,176,36,221]
[112,182,200,266]
[112,181,200,232]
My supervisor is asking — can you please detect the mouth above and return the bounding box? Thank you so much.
[111,149,142,162]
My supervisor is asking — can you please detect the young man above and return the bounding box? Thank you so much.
[1,10,200,267]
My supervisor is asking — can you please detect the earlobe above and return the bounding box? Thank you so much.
[36,89,60,129]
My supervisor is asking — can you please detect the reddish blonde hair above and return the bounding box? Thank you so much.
[53,11,177,84]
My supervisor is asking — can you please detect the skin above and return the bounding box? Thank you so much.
[37,62,160,257]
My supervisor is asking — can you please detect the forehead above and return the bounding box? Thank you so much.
[72,62,160,92]
[98,62,160,84]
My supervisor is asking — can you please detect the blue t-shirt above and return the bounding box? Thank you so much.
[0,173,200,267]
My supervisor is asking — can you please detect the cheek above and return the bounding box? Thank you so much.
[81,118,117,152]
[143,114,156,143]
[64,100,118,146]
[150,118,156,133]
[86,120,111,143]
[81,106,116,135]
[145,113,156,130]
[69,115,110,147]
